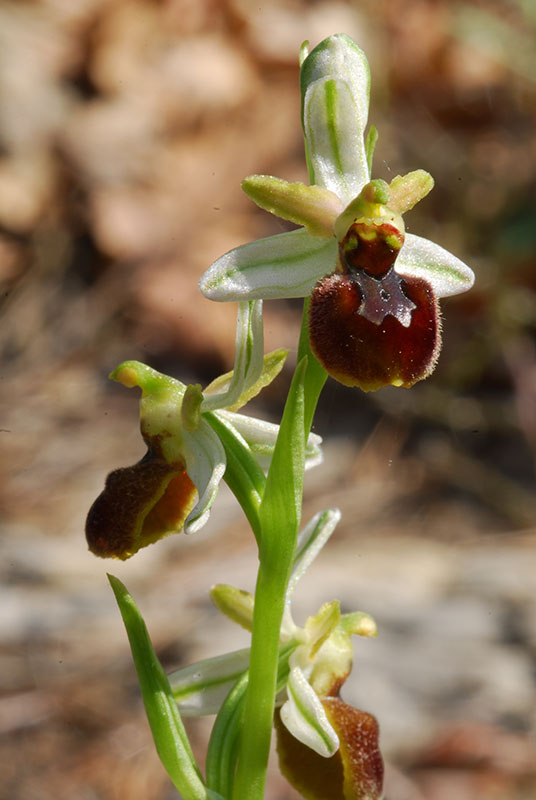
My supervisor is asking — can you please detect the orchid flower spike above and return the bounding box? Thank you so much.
[86,300,322,559]
[169,509,383,800]
[199,34,474,392]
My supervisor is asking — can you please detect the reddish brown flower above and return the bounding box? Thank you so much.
[309,216,441,391]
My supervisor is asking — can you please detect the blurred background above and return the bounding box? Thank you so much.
[1,0,535,798]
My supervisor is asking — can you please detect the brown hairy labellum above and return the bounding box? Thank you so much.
[309,270,440,391]
[309,216,440,391]
[86,451,196,560]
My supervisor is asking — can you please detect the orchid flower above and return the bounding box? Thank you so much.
[169,509,383,800]
[86,300,322,559]
[199,34,474,391]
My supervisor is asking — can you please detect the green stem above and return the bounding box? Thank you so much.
[231,568,289,800]
[232,360,307,800]
[206,644,295,798]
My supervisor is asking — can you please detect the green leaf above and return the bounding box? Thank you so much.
[204,411,265,543]
[108,575,208,800]
[217,409,323,472]
[259,357,307,567]
[206,671,249,799]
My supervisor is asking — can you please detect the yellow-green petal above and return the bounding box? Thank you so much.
[242,175,343,237]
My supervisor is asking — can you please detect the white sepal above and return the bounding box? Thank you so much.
[303,78,369,206]
[396,233,475,297]
[279,663,339,758]
[199,228,337,302]
[181,420,226,533]
[301,35,370,203]
[170,648,251,717]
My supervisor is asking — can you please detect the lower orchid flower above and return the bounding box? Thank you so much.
[199,34,474,391]
[169,509,383,800]
[85,300,322,559]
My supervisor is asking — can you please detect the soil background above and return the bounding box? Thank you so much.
[1,1,535,799]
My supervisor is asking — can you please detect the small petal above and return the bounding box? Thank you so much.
[181,420,226,533]
[112,360,185,397]
[388,170,434,214]
[199,228,337,302]
[301,35,371,203]
[279,666,339,758]
[169,648,251,717]
[396,233,475,297]
[242,175,343,237]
